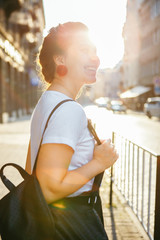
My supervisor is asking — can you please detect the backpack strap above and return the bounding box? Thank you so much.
[87,119,104,192]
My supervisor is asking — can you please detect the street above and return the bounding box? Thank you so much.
[84,105,160,155]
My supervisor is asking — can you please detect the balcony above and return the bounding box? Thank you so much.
[0,0,21,19]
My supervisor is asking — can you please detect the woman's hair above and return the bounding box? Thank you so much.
[38,22,88,84]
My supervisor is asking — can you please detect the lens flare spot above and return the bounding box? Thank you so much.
[51,202,66,209]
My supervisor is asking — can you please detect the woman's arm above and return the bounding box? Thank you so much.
[25,140,31,174]
[36,140,118,204]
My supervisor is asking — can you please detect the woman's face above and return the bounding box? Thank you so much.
[64,31,100,86]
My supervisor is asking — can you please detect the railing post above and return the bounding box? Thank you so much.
[109,166,113,206]
[154,155,160,240]
[110,132,114,206]
[0,59,3,123]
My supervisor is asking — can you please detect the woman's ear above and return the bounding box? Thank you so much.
[53,55,65,65]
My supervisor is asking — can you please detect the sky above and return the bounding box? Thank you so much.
[43,0,127,69]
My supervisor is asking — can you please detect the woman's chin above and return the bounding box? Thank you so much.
[84,76,97,84]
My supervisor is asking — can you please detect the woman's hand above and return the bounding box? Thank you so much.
[92,139,118,172]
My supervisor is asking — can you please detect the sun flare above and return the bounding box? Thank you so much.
[43,0,127,69]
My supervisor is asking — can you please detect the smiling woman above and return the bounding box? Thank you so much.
[25,21,118,239]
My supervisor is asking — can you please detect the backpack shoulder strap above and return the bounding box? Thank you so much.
[87,119,104,192]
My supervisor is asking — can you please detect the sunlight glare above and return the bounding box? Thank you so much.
[43,0,127,69]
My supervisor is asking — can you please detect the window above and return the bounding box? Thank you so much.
[152,59,160,75]
[151,0,160,19]
[153,28,160,44]
[137,0,145,8]
[141,34,153,49]
[141,62,152,78]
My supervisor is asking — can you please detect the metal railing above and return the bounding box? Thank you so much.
[110,132,160,240]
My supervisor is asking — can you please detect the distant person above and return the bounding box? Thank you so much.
[25,21,118,239]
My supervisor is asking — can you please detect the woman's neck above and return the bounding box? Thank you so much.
[47,77,81,100]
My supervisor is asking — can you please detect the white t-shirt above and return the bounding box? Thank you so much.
[30,91,95,197]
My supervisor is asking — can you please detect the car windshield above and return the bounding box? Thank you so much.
[111,101,123,105]
[147,97,160,103]
[95,97,109,105]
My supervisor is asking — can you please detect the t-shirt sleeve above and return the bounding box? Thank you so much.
[42,102,87,151]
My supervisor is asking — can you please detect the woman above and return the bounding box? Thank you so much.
[25,22,118,239]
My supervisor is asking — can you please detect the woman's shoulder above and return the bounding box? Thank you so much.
[54,100,87,128]
[61,100,85,115]
[32,91,87,126]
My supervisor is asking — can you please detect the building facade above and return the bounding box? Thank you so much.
[139,0,160,93]
[123,0,141,89]
[123,0,160,93]
[120,0,160,110]
[0,0,45,123]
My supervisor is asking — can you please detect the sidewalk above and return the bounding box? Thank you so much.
[0,117,150,240]
[100,176,150,240]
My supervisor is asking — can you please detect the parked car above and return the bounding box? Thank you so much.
[94,97,110,108]
[144,97,160,119]
[110,100,127,113]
